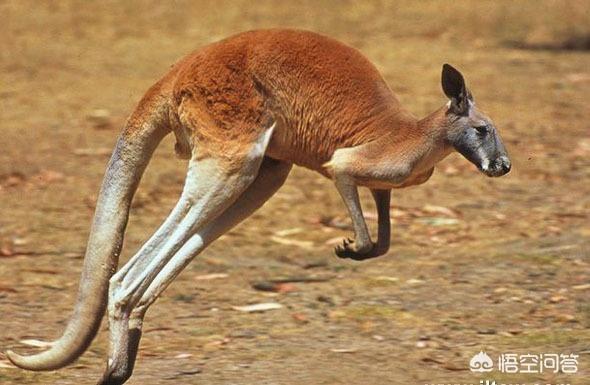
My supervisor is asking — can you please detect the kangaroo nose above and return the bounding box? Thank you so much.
[501,157,511,173]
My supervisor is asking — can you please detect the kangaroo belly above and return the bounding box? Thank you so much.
[264,115,330,172]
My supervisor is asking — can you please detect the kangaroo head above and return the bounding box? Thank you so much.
[441,63,511,177]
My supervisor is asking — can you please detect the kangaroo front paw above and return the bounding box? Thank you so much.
[334,238,376,261]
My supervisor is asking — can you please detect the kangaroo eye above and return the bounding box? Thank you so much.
[474,125,488,134]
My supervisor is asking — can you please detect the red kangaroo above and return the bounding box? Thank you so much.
[6,29,511,384]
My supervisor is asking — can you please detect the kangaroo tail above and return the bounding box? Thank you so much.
[6,104,170,371]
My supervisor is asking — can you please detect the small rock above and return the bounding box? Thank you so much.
[317,295,335,306]
[303,261,329,269]
[178,368,202,375]
[477,329,497,335]
[251,281,297,293]
[12,237,28,246]
[87,109,112,129]
[549,295,566,304]
[291,313,309,323]
[0,243,14,257]
[229,329,257,339]
[555,314,577,323]
[203,338,231,350]
[443,165,459,175]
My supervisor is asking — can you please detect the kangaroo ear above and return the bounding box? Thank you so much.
[441,63,470,114]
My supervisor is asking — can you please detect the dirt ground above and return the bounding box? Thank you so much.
[1,1,589,384]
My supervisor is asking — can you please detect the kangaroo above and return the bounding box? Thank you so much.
[6,29,510,384]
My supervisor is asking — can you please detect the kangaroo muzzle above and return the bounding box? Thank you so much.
[481,155,511,177]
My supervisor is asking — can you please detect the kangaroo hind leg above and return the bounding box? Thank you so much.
[133,157,291,315]
[98,126,277,385]
[115,158,291,383]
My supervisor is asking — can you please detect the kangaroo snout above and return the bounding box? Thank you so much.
[483,155,511,177]
[499,156,511,174]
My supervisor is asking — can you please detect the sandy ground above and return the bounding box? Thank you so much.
[1,1,589,384]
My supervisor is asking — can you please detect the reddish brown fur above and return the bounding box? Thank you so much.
[7,29,510,380]
[133,29,434,177]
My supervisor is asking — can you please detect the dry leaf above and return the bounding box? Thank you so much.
[274,228,304,237]
[0,243,14,257]
[418,217,460,226]
[330,348,357,353]
[549,295,566,303]
[422,204,459,218]
[270,236,314,249]
[0,361,16,369]
[194,273,228,280]
[20,339,54,348]
[555,314,577,323]
[232,302,283,312]
[374,276,399,282]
